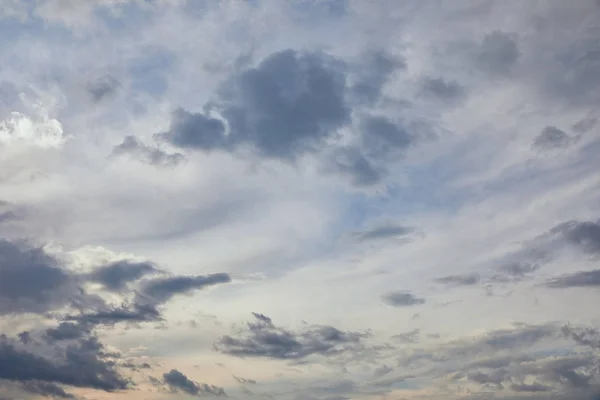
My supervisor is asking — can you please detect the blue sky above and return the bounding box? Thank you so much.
[1,1,600,399]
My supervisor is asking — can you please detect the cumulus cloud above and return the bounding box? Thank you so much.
[157,50,350,161]
[532,126,574,150]
[354,223,415,242]
[112,136,185,167]
[0,112,66,149]
[434,273,481,287]
[0,333,128,392]
[0,240,83,315]
[163,369,226,397]
[382,291,425,307]
[85,260,159,292]
[215,313,369,361]
[547,269,600,289]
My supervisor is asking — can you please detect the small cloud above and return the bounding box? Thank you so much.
[215,313,369,360]
[113,135,185,167]
[434,273,481,287]
[420,77,467,102]
[233,375,257,385]
[532,126,574,151]
[372,364,393,378]
[475,31,520,75]
[382,291,425,307]
[86,260,159,292]
[489,262,539,284]
[163,369,226,397]
[354,224,415,242]
[546,269,600,289]
[391,329,420,343]
[87,74,120,103]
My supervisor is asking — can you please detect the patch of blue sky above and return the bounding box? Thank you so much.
[127,46,177,98]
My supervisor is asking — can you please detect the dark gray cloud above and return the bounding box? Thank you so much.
[21,381,75,398]
[475,31,520,75]
[382,291,425,307]
[44,322,90,343]
[532,126,573,150]
[87,75,120,103]
[0,240,81,315]
[549,220,600,255]
[510,382,552,392]
[68,272,231,326]
[154,108,226,152]
[351,51,405,105]
[67,303,161,326]
[434,273,481,287]
[86,260,159,292]
[420,77,466,101]
[572,116,597,133]
[136,273,231,306]
[163,369,226,397]
[360,116,414,159]
[158,50,350,161]
[547,270,600,289]
[354,224,414,242]
[113,136,184,167]
[0,334,128,392]
[215,313,369,360]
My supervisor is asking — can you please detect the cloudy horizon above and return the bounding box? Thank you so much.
[1,1,600,399]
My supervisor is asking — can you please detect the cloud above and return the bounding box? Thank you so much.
[434,273,481,287]
[0,112,67,150]
[215,313,369,361]
[157,49,350,161]
[87,74,120,103]
[548,220,600,255]
[372,364,393,378]
[360,116,415,159]
[0,240,82,315]
[354,224,415,242]
[20,381,75,398]
[547,269,600,289]
[382,291,425,307]
[67,303,161,326]
[135,273,232,306]
[562,326,600,349]
[420,77,466,101]
[532,126,574,150]
[112,136,185,167]
[233,375,257,385]
[475,31,520,75]
[86,260,159,292]
[163,369,226,397]
[44,322,90,343]
[489,263,540,284]
[351,50,405,105]
[391,329,420,344]
[0,333,128,392]
[154,108,227,152]
[323,146,385,187]
[510,382,552,392]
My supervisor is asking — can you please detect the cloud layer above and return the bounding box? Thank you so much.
[1,1,600,399]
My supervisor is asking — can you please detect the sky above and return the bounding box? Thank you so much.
[1,0,600,399]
